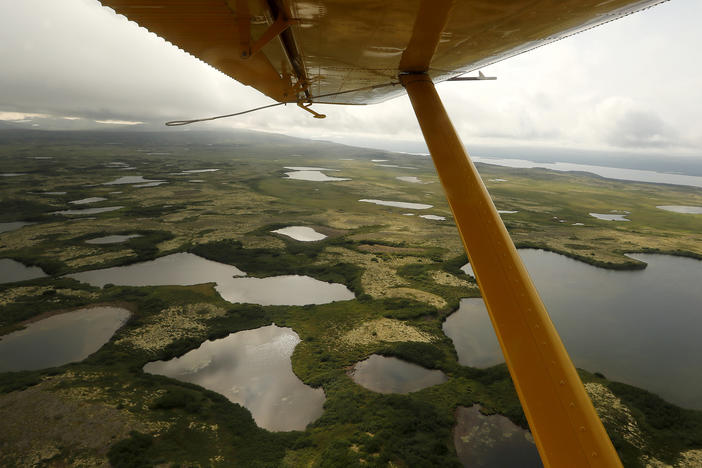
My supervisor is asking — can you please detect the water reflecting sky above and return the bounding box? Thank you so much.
[443,250,702,409]
[350,354,447,394]
[144,325,325,431]
[0,307,130,371]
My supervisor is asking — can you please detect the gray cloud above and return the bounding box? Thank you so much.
[606,108,677,148]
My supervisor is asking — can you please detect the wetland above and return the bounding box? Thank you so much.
[1,128,702,467]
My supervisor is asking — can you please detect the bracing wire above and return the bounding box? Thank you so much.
[165,81,399,126]
[165,102,285,126]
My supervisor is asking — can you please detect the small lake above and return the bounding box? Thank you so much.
[396,176,423,183]
[284,166,350,182]
[443,250,702,409]
[0,222,33,234]
[52,206,123,216]
[359,199,433,210]
[216,276,354,306]
[0,259,47,284]
[588,212,629,221]
[70,197,107,205]
[85,234,143,244]
[172,169,219,174]
[134,181,167,188]
[349,354,447,394]
[376,164,416,169]
[657,205,702,214]
[419,214,446,221]
[0,307,130,372]
[144,324,325,431]
[103,176,164,185]
[68,253,354,306]
[271,226,327,241]
[453,405,541,468]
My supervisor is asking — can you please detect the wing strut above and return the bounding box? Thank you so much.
[400,72,622,468]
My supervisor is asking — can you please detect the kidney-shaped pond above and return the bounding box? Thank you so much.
[0,306,130,372]
[444,250,702,409]
[144,324,324,431]
[68,252,354,306]
[349,354,447,394]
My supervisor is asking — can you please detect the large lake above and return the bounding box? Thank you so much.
[144,325,324,431]
[68,253,354,306]
[472,156,702,188]
[443,250,702,409]
[0,307,130,372]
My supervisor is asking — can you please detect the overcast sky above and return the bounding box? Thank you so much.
[1,0,700,159]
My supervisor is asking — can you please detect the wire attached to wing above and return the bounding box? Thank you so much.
[164,82,399,127]
[165,102,286,126]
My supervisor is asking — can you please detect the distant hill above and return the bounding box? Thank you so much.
[0,127,400,162]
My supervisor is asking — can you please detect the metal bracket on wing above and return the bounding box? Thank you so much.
[237,0,299,60]
[446,71,497,81]
[297,100,326,119]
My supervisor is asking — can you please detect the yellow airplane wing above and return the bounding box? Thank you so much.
[97,1,668,466]
[100,0,664,105]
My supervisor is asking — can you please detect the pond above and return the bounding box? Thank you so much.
[69,197,107,205]
[657,205,702,214]
[453,405,542,468]
[103,176,164,185]
[376,164,416,169]
[172,168,219,174]
[68,252,354,306]
[0,307,130,372]
[419,214,446,221]
[396,176,423,183]
[134,181,168,188]
[0,259,47,284]
[349,354,447,394]
[284,166,350,182]
[85,234,143,244]
[0,222,33,234]
[144,324,324,431]
[588,212,629,221]
[443,250,702,409]
[271,226,327,241]
[52,206,123,216]
[359,199,433,210]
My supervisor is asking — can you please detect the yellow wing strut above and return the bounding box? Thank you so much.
[400,73,622,468]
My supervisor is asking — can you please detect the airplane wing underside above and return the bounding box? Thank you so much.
[99,0,665,105]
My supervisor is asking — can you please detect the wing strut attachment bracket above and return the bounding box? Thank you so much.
[237,0,299,60]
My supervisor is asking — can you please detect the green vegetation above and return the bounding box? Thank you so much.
[1,129,701,467]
